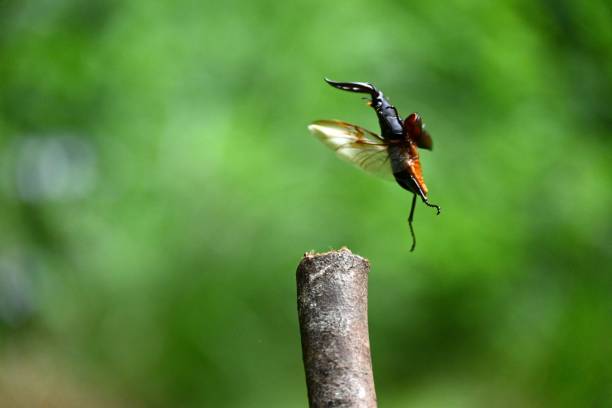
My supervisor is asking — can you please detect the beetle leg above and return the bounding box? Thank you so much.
[408,193,417,252]
[410,175,441,216]
[421,197,441,215]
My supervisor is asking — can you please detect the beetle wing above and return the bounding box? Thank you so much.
[308,120,394,180]
[404,114,433,150]
[416,129,433,150]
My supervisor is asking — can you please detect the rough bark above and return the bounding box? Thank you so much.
[296,247,377,408]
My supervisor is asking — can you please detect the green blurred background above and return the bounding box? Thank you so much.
[1,0,611,407]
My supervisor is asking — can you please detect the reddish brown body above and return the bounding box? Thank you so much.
[389,113,431,199]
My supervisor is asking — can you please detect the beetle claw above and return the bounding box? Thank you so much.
[324,78,379,97]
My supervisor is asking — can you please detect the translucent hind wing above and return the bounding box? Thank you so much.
[308,120,394,180]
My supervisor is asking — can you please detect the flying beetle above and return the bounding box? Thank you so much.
[308,78,440,251]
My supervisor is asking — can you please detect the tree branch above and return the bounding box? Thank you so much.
[296,247,377,408]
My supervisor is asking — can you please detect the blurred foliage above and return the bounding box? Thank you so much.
[1,0,611,407]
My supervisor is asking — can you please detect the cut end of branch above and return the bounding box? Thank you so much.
[302,246,368,262]
[296,247,377,407]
